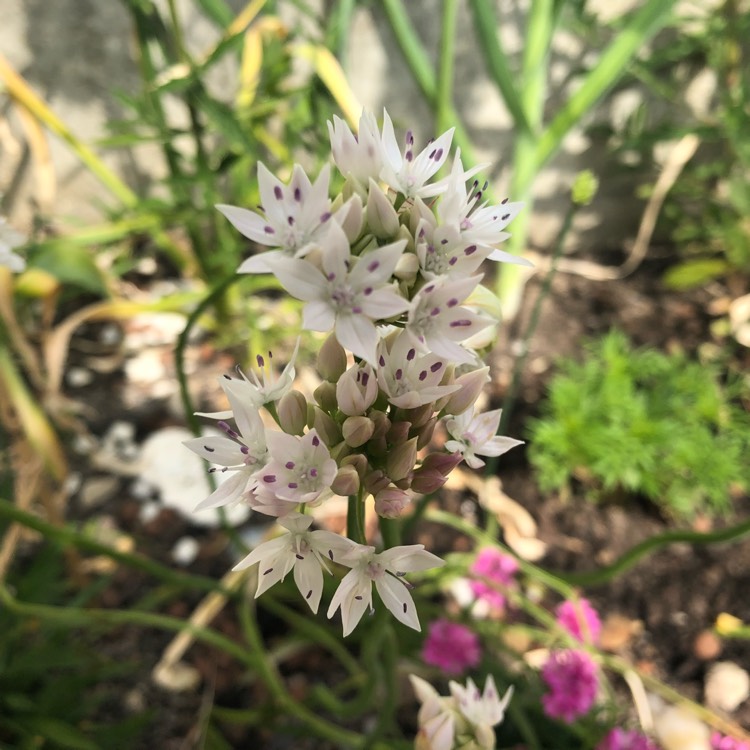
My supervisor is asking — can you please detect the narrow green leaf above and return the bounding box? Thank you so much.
[535,0,677,169]
[22,717,99,750]
[468,0,530,133]
[29,243,108,296]
[663,258,729,289]
[194,0,234,27]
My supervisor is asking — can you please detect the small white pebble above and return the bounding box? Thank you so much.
[130,477,155,500]
[705,661,750,713]
[66,366,94,387]
[139,501,161,524]
[172,536,200,566]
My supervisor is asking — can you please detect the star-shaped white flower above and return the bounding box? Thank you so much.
[376,331,460,408]
[438,151,529,266]
[265,222,410,366]
[233,514,356,613]
[0,217,26,273]
[184,385,268,511]
[327,544,444,636]
[255,429,337,505]
[444,407,523,469]
[406,275,490,364]
[379,110,454,199]
[328,111,384,186]
[196,340,300,421]
[217,162,347,273]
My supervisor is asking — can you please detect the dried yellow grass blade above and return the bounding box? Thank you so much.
[293,44,361,129]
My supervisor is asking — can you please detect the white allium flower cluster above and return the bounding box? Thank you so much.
[187,110,524,636]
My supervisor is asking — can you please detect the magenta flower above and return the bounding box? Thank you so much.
[470,547,519,610]
[422,619,481,675]
[541,649,598,723]
[597,728,661,750]
[556,597,602,645]
[711,732,750,750]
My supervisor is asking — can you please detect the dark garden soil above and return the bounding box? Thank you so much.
[47,256,750,748]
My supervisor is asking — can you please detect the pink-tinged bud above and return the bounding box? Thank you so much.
[341,453,368,478]
[364,469,390,495]
[421,451,463,476]
[410,468,448,495]
[317,334,348,382]
[331,464,360,496]
[314,381,338,413]
[312,406,341,447]
[398,403,434,429]
[336,363,378,417]
[342,415,375,448]
[329,440,352,463]
[369,410,391,439]
[441,366,490,416]
[366,178,400,238]
[277,390,307,435]
[374,486,410,518]
[394,247,419,282]
[416,416,437,449]
[386,436,418,482]
[340,193,364,243]
[393,476,412,490]
[387,420,411,446]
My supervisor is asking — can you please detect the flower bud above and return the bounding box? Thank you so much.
[386,420,411,446]
[410,468,447,495]
[311,406,341,447]
[314,381,338,413]
[341,453,368,478]
[368,434,388,458]
[341,192,364,243]
[369,410,391,439]
[336,363,378,416]
[386,436,418,482]
[399,403,434,429]
[364,469,390,495]
[331,464,360,496]
[394,248,419,282]
[342,416,375,448]
[421,451,463,476]
[441,366,490,416]
[366,178,400,238]
[475,723,496,749]
[416,416,437,449]
[374,486,410,518]
[329,440,352,463]
[317,334,348,382]
[277,390,307,435]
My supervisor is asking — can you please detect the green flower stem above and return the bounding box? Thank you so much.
[436,0,459,136]
[0,582,254,666]
[495,199,576,440]
[0,497,227,595]
[364,621,399,745]
[347,487,366,544]
[555,516,750,587]
[379,516,401,548]
[237,596,368,748]
[424,508,575,598]
[261,595,364,679]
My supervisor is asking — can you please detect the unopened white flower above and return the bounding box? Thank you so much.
[328,544,444,636]
[406,275,490,364]
[379,111,454,199]
[0,217,26,273]
[376,331,459,408]
[265,222,409,366]
[233,514,355,613]
[336,362,379,416]
[255,429,337,504]
[218,163,345,273]
[438,151,529,267]
[197,340,300,420]
[328,111,384,186]
[410,675,456,750]
[184,388,268,510]
[444,408,522,469]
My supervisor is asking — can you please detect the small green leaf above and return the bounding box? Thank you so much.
[663,258,729,289]
[28,242,108,296]
[21,716,99,750]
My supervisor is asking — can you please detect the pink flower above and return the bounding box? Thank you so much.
[541,650,598,723]
[556,598,602,644]
[597,728,661,750]
[711,732,750,750]
[469,547,519,610]
[422,619,481,675]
